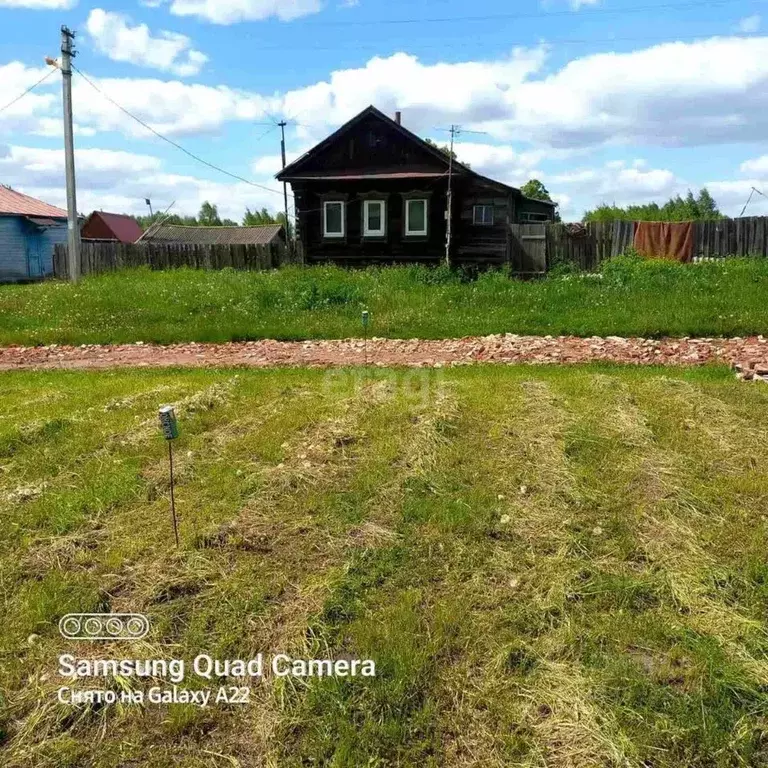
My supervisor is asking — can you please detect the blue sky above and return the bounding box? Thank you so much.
[0,0,767,221]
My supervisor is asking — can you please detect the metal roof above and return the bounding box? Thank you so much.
[82,211,144,243]
[142,223,284,246]
[0,185,67,218]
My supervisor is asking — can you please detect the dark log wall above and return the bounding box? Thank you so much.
[295,113,449,174]
[294,179,449,265]
[455,179,514,264]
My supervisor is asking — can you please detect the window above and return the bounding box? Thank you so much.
[473,204,494,226]
[405,198,428,237]
[363,200,386,237]
[323,201,345,238]
[520,212,550,223]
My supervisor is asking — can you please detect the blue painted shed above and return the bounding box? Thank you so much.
[0,185,69,283]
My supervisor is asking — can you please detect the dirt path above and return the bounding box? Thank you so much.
[1,335,768,373]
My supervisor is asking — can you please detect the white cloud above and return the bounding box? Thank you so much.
[11,36,768,151]
[282,49,546,143]
[0,145,161,190]
[0,63,57,133]
[740,155,768,177]
[279,38,768,150]
[86,9,208,77]
[0,0,74,7]
[738,15,761,33]
[704,180,768,216]
[570,0,600,8]
[167,0,322,24]
[69,76,276,138]
[550,160,682,214]
[451,141,579,187]
[0,144,286,221]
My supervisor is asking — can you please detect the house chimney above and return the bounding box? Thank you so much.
[395,111,401,125]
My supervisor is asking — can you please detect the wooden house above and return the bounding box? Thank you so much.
[276,106,556,266]
[0,186,68,282]
[81,211,143,243]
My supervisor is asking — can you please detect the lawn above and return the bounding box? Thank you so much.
[2,257,768,345]
[2,364,768,766]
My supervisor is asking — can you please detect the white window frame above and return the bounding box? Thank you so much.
[323,200,345,238]
[473,204,494,226]
[363,199,386,237]
[405,198,428,237]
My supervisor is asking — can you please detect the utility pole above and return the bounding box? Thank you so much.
[278,120,291,249]
[60,26,80,283]
[445,125,457,268]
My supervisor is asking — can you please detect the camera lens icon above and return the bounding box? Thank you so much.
[59,613,149,641]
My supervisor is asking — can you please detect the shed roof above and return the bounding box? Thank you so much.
[141,223,284,246]
[0,185,67,218]
[82,211,144,243]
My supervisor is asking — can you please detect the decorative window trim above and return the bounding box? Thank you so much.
[322,199,346,239]
[473,204,494,226]
[363,199,386,238]
[404,197,429,237]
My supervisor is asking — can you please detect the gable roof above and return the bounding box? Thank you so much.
[141,223,284,246]
[0,185,68,218]
[278,105,464,182]
[276,105,555,207]
[82,211,143,243]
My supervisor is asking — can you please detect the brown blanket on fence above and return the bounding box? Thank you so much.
[633,221,694,262]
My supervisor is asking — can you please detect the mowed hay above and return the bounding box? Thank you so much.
[2,366,768,767]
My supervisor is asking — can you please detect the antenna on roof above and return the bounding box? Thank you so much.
[137,200,176,242]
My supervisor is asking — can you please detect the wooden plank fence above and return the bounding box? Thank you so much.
[509,217,768,274]
[53,240,302,279]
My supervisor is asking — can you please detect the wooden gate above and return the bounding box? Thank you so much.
[507,223,547,274]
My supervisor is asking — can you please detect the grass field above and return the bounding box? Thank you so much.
[2,257,768,345]
[2,364,768,766]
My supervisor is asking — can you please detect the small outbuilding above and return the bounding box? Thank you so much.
[0,186,69,282]
[140,223,285,246]
[81,211,143,244]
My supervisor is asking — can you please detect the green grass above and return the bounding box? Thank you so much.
[2,257,768,344]
[2,364,768,766]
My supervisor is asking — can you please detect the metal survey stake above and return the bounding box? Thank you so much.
[362,310,370,365]
[158,406,180,547]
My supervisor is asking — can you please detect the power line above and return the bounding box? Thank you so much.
[266,0,740,27]
[246,29,762,53]
[71,63,287,200]
[0,67,56,115]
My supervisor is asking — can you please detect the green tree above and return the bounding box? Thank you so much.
[134,212,199,230]
[520,179,553,202]
[424,138,468,167]
[583,188,724,222]
[243,206,294,239]
[696,187,721,219]
[521,178,561,222]
[198,201,222,226]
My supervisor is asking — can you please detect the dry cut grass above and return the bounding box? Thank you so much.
[1,364,768,767]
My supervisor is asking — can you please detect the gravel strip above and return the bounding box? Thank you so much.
[1,335,768,373]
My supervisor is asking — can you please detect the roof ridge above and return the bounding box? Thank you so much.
[157,223,280,230]
[0,184,68,217]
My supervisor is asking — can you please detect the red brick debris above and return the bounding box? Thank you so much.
[1,335,768,374]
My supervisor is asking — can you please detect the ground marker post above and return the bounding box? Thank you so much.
[362,310,370,366]
[158,406,180,548]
